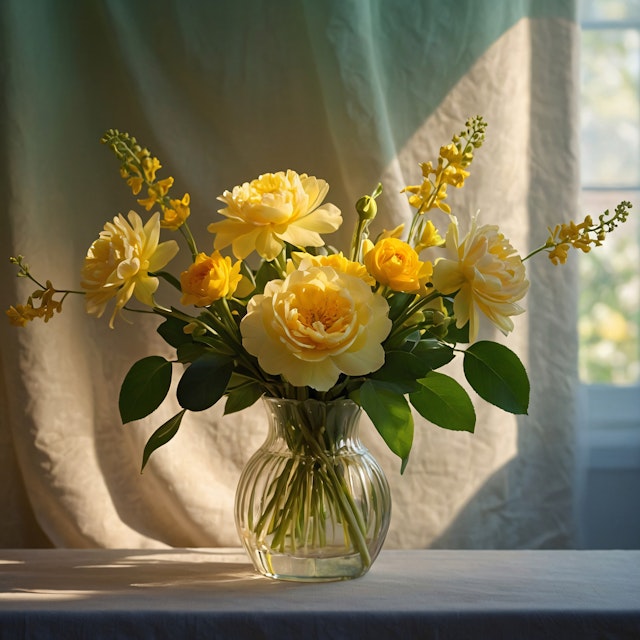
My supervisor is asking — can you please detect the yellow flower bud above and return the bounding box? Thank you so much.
[180,251,243,307]
[364,237,432,294]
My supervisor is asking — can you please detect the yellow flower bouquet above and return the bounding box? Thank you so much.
[7,116,631,581]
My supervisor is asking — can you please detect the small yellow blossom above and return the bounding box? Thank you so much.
[377,224,405,241]
[547,242,571,266]
[438,143,471,187]
[403,117,486,217]
[6,303,39,327]
[415,220,445,253]
[141,156,161,183]
[162,193,191,230]
[30,281,64,322]
[180,251,243,307]
[403,166,451,215]
[208,170,342,261]
[125,174,144,196]
[138,177,175,211]
[364,237,433,293]
[5,275,67,326]
[540,202,632,265]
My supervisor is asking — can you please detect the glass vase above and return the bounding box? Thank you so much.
[235,397,391,582]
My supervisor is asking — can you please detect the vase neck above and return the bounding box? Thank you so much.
[262,397,362,454]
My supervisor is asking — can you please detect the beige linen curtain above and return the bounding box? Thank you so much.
[0,0,579,549]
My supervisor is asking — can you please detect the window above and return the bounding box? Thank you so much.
[579,0,640,389]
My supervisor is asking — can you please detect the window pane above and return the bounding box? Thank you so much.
[580,0,640,21]
[579,190,639,384]
[580,29,640,187]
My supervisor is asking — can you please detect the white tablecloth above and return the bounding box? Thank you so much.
[1,549,638,639]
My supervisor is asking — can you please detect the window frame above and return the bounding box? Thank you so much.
[578,7,640,436]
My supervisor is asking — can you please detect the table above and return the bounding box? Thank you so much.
[1,548,638,639]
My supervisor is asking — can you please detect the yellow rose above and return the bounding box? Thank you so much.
[180,251,243,307]
[364,237,432,293]
[431,217,529,341]
[81,211,179,327]
[240,266,391,391]
[208,170,342,261]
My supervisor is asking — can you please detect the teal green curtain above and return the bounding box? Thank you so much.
[0,1,579,549]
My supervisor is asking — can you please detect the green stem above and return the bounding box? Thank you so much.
[294,417,372,567]
[179,222,199,261]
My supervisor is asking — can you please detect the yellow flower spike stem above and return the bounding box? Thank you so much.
[404,116,487,247]
[101,130,199,259]
[523,201,632,264]
[6,256,84,326]
[350,183,382,262]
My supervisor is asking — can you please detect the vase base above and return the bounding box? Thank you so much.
[248,548,370,582]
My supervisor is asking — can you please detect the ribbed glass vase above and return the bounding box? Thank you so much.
[235,397,391,582]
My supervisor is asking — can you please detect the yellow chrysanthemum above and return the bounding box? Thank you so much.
[432,217,529,341]
[208,170,342,261]
[81,211,179,327]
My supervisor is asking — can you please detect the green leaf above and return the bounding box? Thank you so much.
[254,260,281,294]
[386,292,415,321]
[157,316,192,348]
[119,356,173,424]
[463,341,530,414]
[410,371,476,432]
[224,382,263,415]
[411,338,455,370]
[443,320,469,344]
[176,342,209,364]
[372,350,429,393]
[177,352,233,411]
[141,410,186,472]
[358,380,414,473]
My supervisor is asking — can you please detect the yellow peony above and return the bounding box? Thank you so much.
[81,211,179,327]
[432,217,529,342]
[208,170,342,261]
[289,252,375,286]
[180,251,243,306]
[240,266,391,391]
[364,237,432,293]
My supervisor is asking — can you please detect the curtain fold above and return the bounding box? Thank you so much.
[0,0,578,549]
